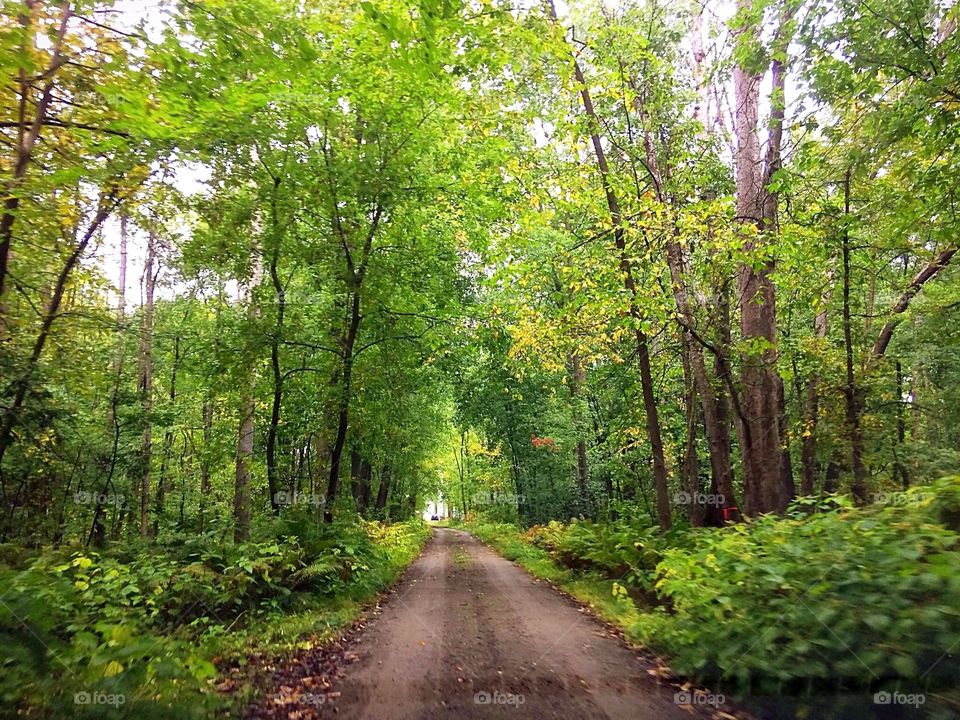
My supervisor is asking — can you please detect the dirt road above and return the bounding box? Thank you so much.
[303,527,725,720]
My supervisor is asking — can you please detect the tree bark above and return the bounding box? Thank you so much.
[91,213,129,547]
[199,287,223,534]
[350,449,371,514]
[375,465,391,512]
[680,341,705,526]
[199,398,213,532]
[235,394,254,542]
[153,334,180,537]
[731,0,791,514]
[454,431,469,518]
[840,171,868,503]
[894,361,909,489]
[666,239,737,516]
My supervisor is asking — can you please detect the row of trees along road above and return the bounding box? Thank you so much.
[1,0,959,545]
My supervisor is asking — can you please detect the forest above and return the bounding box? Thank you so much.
[1,0,959,718]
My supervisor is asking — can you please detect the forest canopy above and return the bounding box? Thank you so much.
[1,0,959,717]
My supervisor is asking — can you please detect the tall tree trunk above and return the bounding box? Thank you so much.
[266,240,285,515]
[199,287,223,534]
[320,191,381,523]
[777,374,796,500]
[840,171,868,503]
[666,238,738,517]
[153,334,180,537]
[801,297,829,496]
[199,398,213,532]
[504,399,528,522]
[234,251,262,542]
[105,212,128,430]
[609,4,739,521]
[91,213,130,547]
[569,354,590,513]
[375,465,391,512]
[712,279,738,521]
[138,228,157,538]
[324,290,361,523]
[894,361,909,489]
[547,0,671,531]
[360,459,372,514]
[454,431,469,518]
[680,341,706,526]
[731,0,791,514]
[235,395,254,542]
[350,449,371,514]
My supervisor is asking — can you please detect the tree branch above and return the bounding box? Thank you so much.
[872,246,958,358]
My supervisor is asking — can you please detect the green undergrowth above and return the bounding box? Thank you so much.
[462,477,960,714]
[0,516,430,719]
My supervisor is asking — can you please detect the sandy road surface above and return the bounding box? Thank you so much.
[315,527,724,720]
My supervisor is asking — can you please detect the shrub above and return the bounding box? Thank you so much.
[0,518,429,718]
[522,520,566,552]
[634,478,960,694]
[549,518,685,592]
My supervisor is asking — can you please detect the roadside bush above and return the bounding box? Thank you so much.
[634,478,960,694]
[0,518,429,719]
[522,520,565,552]
[520,518,687,592]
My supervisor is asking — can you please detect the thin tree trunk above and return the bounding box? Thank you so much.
[234,250,263,542]
[454,431,469,518]
[840,171,868,503]
[91,213,129,547]
[375,465,391,511]
[235,393,254,542]
[360,459,372,514]
[680,341,705,526]
[199,287,223,534]
[894,361,909,489]
[266,240,285,515]
[547,0,671,530]
[666,239,738,516]
[199,398,213,532]
[801,297,829,496]
[628,11,738,519]
[713,279,737,521]
[320,186,381,522]
[350,448,366,512]
[569,354,590,513]
[324,290,361,523]
[138,228,157,538]
[153,334,180,537]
